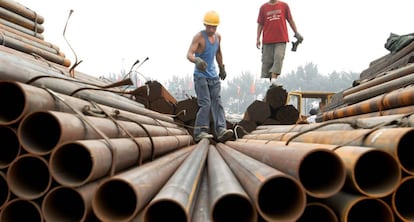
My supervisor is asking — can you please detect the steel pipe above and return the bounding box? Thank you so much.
[216,143,306,222]
[0,0,45,24]
[0,198,43,222]
[0,80,177,127]
[0,126,20,169]
[6,154,51,200]
[142,139,209,222]
[92,146,194,222]
[0,28,59,54]
[225,140,346,198]
[297,202,338,222]
[208,146,257,222]
[238,139,401,198]
[0,17,43,39]
[0,172,10,210]
[42,181,100,222]
[244,127,414,175]
[0,6,45,33]
[322,192,394,222]
[49,135,193,187]
[191,170,210,222]
[392,176,414,221]
[18,110,188,155]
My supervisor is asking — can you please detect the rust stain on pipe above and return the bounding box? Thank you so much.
[297,202,338,222]
[208,145,257,222]
[92,146,194,222]
[225,140,346,198]
[216,143,306,222]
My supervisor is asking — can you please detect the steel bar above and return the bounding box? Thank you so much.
[297,202,338,222]
[0,126,20,169]
[49,135,193,187]
[142,139,209,222]
[0,6,44,33]
[42,181,101,222]
[322,84,414,121]
[321,191,394,222]
[92,146,194,222]
[18,110,188,155]
[392,176,414,221]
[0,198,43,222]
[0,80,177,127]
[243,127,414,175]
[6,154,51,200]
[0,172,10,210]
[0,46,169,118]
[225,140,346,198]
[0,0,45,24]
[208,145,257,222]
[216,143,306,222]
[191,170,210,222]
[238,139,401,198]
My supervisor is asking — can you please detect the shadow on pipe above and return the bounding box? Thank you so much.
[216,143,306,222]
[7,154,51,200]
[392,176,414,221]
[191,169,210,222]
[0,172,10,210]
[0,126,20,169]
[0,198,43,222]
[297,202,338,222]
[208,146,257,222]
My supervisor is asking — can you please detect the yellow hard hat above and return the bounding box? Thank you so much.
[203,11,220,26]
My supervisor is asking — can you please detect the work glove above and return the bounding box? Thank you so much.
[294,32,304,42]
[194,57,207,72]
[219,65,226,80]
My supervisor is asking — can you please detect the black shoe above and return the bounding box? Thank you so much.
[217,129,233,142]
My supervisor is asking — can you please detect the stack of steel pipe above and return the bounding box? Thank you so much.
[0,1,71,66]
[240,123,414,221]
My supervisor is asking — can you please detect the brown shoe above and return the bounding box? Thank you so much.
[217,129,233,142]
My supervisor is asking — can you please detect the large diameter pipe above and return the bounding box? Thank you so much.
[0,126,20,169]
[49,135,193,187]
[225,140,346,198]
[92,146,194,222]
[322,192,394,222]
[191,170,210,222]
[392,176,414,221]
[208,146,257,222]
[0,80,177,127]
[142,139,209,222]
[6,154,51,200]
[0,172,10,210]
[0,198,43,222]
[42,181,100,222]
[297,202,338,222]
[18,110,188,155]
[216,143,306,222]
[240,139,401,198]
[243,127,414,175]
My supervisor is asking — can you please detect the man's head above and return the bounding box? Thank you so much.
[203,11,219,35]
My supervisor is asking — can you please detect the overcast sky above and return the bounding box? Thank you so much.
[16,0,414,83]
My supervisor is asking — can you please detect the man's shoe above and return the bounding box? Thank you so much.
[194,132,213,142]
[217,129,234,142]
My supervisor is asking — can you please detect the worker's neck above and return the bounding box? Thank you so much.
[269,0,278,4]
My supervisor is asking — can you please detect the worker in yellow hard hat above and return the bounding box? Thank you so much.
[186,10,233,143]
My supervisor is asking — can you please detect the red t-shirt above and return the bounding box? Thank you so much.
[257,1,292,44]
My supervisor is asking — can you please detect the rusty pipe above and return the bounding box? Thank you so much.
[216,143,306,222]
[0,7,45,33]
[225,140,346,198]
[49,135,193,187]
[392,176,414,221]
[0,80,177,126]
[0,0,45,24]
[92,146,194,222]
[244,127,414,175]
[42,181,101,222]
[322,191,394,222]
[297,202,338,222]
[208,146,257,222]
[239,139,401,198]
[0,17,44,39]
[0,198,43,222]
[142,139,209,222]
[18,110,188,155]
[191,170,210,222]
[0,126,20,169]
[6,154,51,200]
[0,172,10,210]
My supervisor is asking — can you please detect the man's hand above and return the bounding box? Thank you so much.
[294,33,304,42]
[194,57,207,72]
[219,65,226,80]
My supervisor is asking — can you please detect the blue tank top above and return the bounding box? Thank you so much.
[194,30,219,78]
